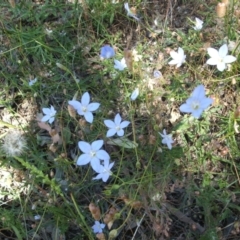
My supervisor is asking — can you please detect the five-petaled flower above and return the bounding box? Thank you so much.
[104,114,130,137]
[124,3,140,21]
[168,47,186,68]
[68,92,100,123]
[179,85,213,119]
[100,45,115,59]
[92,221,105,234]
[114,58,127,71]
[41,105,56,124]
[77,140,110,172]
[193,17,203,30]
[206,44,236,71]
[159,129,174,150]
[130,88,139,101]
[93,160,115,182]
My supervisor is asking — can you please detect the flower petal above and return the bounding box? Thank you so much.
[42,108,51,115]
[41,115,50,122]
[102,173,110,182]
[91,140,103,151]
[217,62,226,71]
[191,109,203,119]
[68,100,81,111]
[87,103,100,112]
[81,92,90,106]
[191,85,205,98]
[106,129,117,137]
[78,141,91,153]
[219,44,228,58]
[200,98,213,109]
[104,120,116,128]
[179,103,193,113]
[77,154,91,166]
[96,150,110,161]
[48,117,55,124]
[206,58,218,65]
[207,48,219,58]
[117,129,124,136]
[114,114,122,125]
[120,120,130,128]
[224,55,236,64]
[84,112,94,123]
[90,158,102,172]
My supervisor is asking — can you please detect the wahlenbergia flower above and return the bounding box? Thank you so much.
[179,85,213,119]
[68,92,100,123]
[168,47,186,68]
[114,58,127,71]
[100,45,115,59]
[153,70,162,78]
[104,114,130,137]
[206,44,236,71]
[193,17,203,30]
[124,3,140,21]
[92,221,105,234]
[77,140,110,172]
[93,161,114,182]
[29,77,37,86]
[130,88,139,101]
[41,105,56,124]
[159,129,174,150]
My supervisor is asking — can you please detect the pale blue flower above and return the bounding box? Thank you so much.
[93,161,114,182]
[68,92,100,123]
[179,85,213,118]
[100,45,115,59]
[130,88,139,101]
[29,77,37,86]
[104,114,130,137]
[41,105,56,124]
[77,140,110,172]
[153,70,162,78]
[92,221,105,234]
[159,129,174,150]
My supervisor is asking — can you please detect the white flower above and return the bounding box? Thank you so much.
[34,215,41,221]
[41,105,56,124]
[68,92,100,123]
[179,85,213,119]
[104,114,130,137]
[130,88,139,101]
[29,77,37,86]
[124,3,140,21]
[1,130,27,157]
[168,47,186,68]
[114,58,127,71]
[93,161,114,182]
[77,140,110,172]
[159,129,174,150]
[193,17,203,30]
[206,44,236,71]
[92,221,105,234]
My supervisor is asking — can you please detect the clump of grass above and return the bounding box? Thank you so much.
[0,0,240,239]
